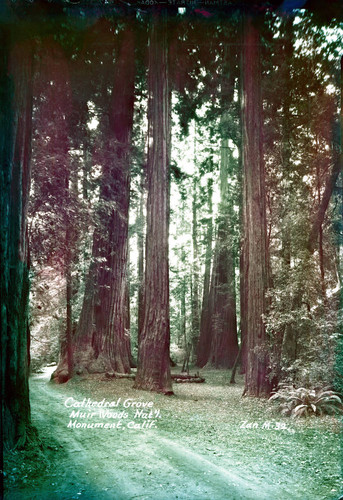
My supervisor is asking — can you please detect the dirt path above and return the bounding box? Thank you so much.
[18,369,292,500]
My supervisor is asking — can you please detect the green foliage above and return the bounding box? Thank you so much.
[334,327,343,396]
[29,267,65,372]
[266,248,338,385]
[262,11,342,393]
[269,385,343,417]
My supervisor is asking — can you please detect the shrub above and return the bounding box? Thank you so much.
[269,385,343,417]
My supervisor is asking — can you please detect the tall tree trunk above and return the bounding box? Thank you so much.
[242,16,271,397]
[134,11,173,394]
[196,178,213,367]
[94,25,135,375]
[137,166,145,342]
[81,25,135,374]
[237,28,247,375]
[52,24,135,382]
[191,170,200,362]
[65,237,74,379]
[64,166,76,379]
[1,34,34,449]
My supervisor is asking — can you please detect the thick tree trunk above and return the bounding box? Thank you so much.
[53,25,135,382]
[81,26,134,374]
[134,12,173,394]
[92,26,135,375]
[1,35,34,449]
[242,16,272,397]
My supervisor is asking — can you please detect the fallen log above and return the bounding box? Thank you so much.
[171,374,205,383]
[102,372,205,383]
[104,372,136,379]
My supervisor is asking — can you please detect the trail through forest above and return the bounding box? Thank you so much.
[24,368,282,500]
[5,367,343,500]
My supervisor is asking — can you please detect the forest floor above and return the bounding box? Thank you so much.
[3,366,342,500]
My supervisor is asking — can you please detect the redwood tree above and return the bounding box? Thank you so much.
[242,15,272,397]
[206,153,239,368]
[134,11,173,394]
[1,32,34,448]
[206,96,239,368]
[52,22,135,382]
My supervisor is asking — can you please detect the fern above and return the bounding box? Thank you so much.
[269,386,343,417]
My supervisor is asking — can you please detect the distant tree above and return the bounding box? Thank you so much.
[137,165,146,343]
[190,171,201,362]
[197,176,214,367]
[206,59,239,368]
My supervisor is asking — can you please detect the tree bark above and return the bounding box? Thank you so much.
[1,34,34,449]
[81,25,134,374]
[134,11,173,394]
[242,16,272,397]
[52,24,135,382]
